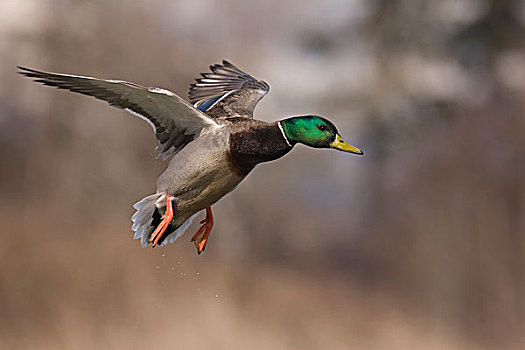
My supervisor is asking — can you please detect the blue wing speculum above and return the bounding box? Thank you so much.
[195,93,228,112]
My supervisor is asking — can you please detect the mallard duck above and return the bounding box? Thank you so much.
[18,61,363,254]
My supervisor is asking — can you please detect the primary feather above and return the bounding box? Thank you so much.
[18,66,219,159]
[189,60,269,118]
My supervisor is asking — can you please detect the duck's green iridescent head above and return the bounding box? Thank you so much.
[279,115,363,154]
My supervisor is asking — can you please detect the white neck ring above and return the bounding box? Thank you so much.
[278,121,292,147]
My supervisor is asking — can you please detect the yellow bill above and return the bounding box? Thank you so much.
[330,134,363,155]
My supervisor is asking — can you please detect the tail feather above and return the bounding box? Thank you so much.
[131,193,200,247]
[131,194,162,247]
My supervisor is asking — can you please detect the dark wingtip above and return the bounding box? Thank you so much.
[17,66,31,76]
[17,66,46,80]
[17,66,38,74]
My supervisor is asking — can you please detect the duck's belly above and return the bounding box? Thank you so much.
[156,129,246,226]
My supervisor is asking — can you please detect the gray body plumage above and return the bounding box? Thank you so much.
[131,125,248,246]
[158,127,245,226]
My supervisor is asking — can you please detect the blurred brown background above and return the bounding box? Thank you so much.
[1,0,525,349]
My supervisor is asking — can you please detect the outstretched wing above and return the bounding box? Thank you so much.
[18,66,219,159]
[189,60,269,119]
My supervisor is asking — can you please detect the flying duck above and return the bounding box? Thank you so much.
[18,61,363,254]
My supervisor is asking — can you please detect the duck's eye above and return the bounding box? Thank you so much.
[317,125,327,131]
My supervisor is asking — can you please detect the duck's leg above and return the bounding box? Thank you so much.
[191,207,214,254]
[149,194,174,247]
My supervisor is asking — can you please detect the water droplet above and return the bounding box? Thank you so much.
[215,294,218,298]
[156,265,160,269]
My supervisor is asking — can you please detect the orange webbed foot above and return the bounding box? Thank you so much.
[191,207,214,254]
[149,194,174,247]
